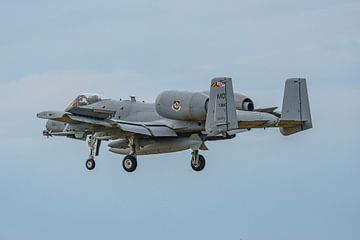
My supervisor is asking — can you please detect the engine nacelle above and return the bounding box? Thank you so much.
[202,91,254,111]
[234,93,254,111]
[155,91,209,121]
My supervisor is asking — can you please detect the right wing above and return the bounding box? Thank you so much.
[112,119,178,137]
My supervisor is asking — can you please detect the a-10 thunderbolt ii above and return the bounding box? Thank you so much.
[37,77,312,172]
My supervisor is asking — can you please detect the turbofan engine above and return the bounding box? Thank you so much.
[202,91,255,111]
[155,90,254,121]
[233,93,254,111]
[155,91,209,121]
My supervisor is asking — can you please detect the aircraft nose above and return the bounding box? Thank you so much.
[36,112,46,119]
[36,111,56,119]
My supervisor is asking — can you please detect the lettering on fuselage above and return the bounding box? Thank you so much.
[217,93,226,99]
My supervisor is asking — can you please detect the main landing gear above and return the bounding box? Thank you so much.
[86,158,96,170]
[122,155,137,172]
[122,136,138,172]
[191,150,206,172]
[85,134,207,172]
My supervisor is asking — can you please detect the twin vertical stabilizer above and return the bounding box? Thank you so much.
[279,78,312,136]
[205,77,238,136]
[205,77,313,137]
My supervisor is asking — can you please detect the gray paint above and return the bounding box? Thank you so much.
[155,91,209,121]
[109,137,201,156]
[280,78,312,136]
[205,77,238,136]
[37,78,312,157]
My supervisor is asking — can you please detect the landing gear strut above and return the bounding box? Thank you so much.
[191,150,206,171]
[86,133,101,171]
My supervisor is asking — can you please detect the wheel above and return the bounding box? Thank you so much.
[191,154,206,171]
[86,158,96,170]
[123,155,137,172]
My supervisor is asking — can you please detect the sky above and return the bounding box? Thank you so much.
[0,0,359,239]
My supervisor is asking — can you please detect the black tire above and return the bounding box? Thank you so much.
[86,158,96,170]
[122,155,137,172]
[191,154,206,171]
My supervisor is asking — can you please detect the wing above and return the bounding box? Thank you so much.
[112,119,177,137]
[37,111,113,127]
[37,111,177,137]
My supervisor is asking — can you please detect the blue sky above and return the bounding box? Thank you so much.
[0,1,359,239]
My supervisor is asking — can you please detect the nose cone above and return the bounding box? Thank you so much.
[37,111,49,119]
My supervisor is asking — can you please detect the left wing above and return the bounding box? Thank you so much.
[37,111,177,137]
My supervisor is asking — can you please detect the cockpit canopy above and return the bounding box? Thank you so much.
[65,93,109,111]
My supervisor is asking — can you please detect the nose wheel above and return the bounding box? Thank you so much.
[123,155,137,172]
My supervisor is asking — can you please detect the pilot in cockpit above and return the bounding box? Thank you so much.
[65,94,108,112]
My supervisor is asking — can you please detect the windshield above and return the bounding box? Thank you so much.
[65,93,108,111]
